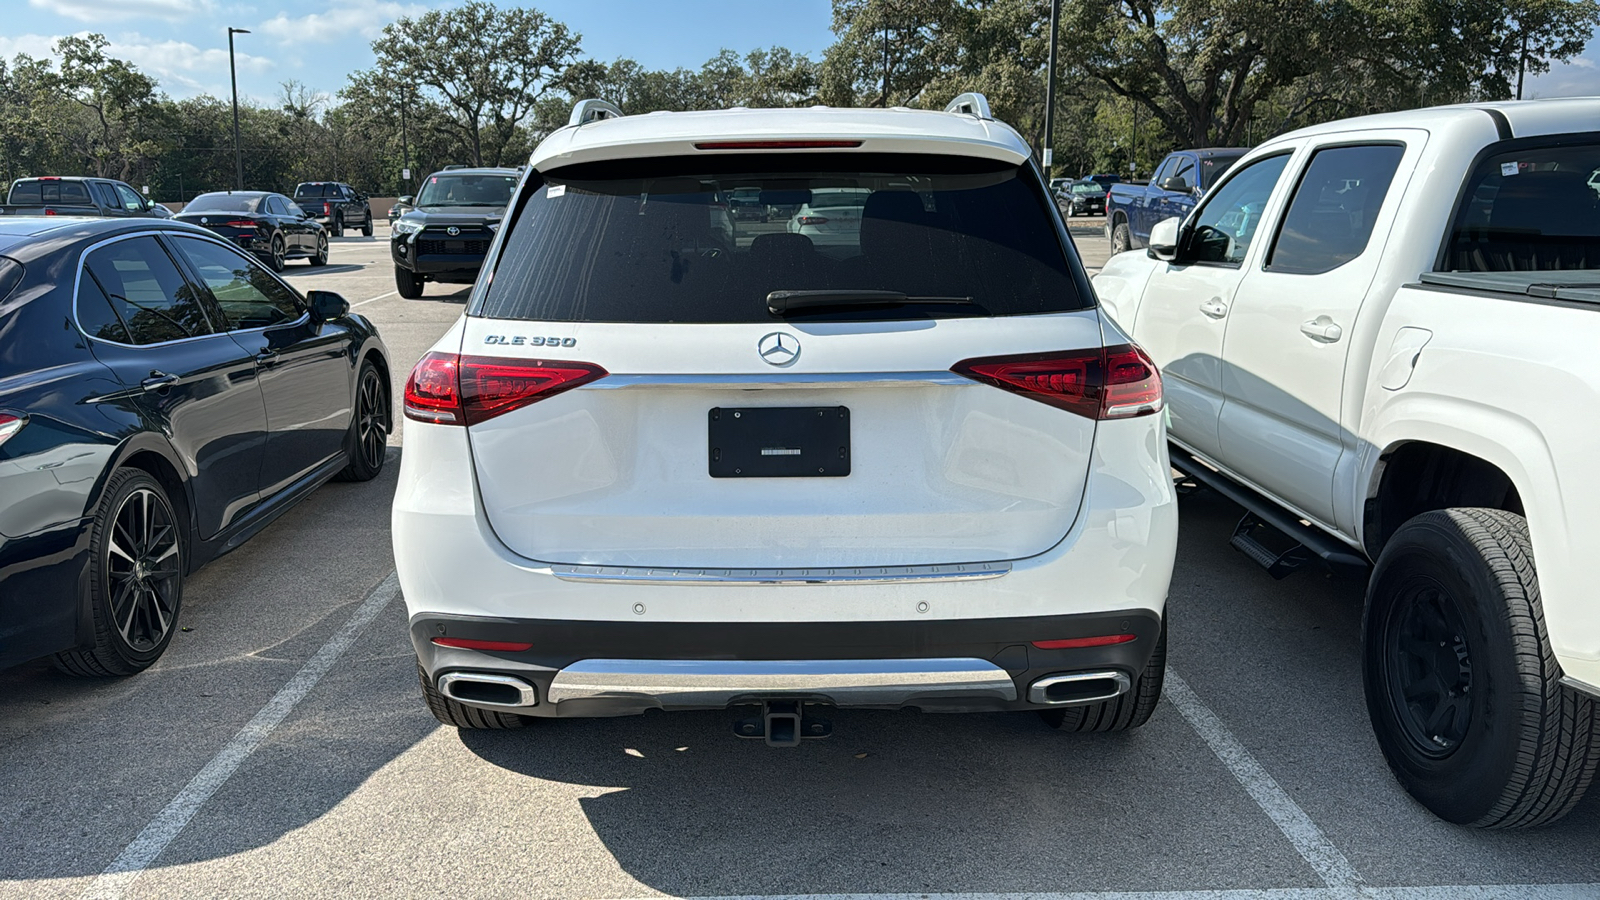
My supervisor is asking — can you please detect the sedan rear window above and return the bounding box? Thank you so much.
[477,154,1086,323]
[184,194,262,213]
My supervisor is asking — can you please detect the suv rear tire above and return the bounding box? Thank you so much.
[1364,508,1600,828]
[396,265,425,299]
[418,665,528,729]
[1040,619,1166,732]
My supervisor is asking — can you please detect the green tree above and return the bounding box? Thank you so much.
[53,33,161,180]
[372,1,582,167]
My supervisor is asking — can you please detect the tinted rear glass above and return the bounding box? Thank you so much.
[477,154,1085,323]
[1446,141,1600,271]
[1199,154,1245,190]
[184,194,262,213]
[293,184,336,198]
[9,181,91,204]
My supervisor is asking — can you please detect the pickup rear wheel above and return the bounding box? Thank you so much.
[1110,220,1132,255]
[331,214,344,238]
[361,214,373,237]
[1040,619,1166,733]
[1364,508,1600,828]
[395,265,425,299]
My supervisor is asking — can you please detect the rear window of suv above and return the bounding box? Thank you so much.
[476,153,1087,323]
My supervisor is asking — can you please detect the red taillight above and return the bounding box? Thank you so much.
[694,140,863,150]
[1031,634,1138,650]
[43,208,56,216]
[430,637,534,652]
[323,201,332,216]
[223,219,258,228]
[797,215,828,226]
[951,344,1162,420]
[403,352,607,426]
[0,412,24,448]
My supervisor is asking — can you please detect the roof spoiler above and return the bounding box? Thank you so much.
[944,92,992,120]
[569,99,624,128]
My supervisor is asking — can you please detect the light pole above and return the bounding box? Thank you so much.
[1042,0,1061,174]
[228,27,250,191]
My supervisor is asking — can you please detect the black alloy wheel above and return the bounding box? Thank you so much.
[55,469,184,676]
[309,231,329,266]
[335,360,388,482]
[267,234,286,272]
[361,215,374,237]
[1378,579,1474,757]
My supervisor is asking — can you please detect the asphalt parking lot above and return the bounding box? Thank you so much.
[1,224,1596,900]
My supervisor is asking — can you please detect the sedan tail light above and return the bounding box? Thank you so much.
[223,220,258,228]
[797,215,828,226]
[951,344,1162,420]
[0,412,25,448]
[404,352,607,426]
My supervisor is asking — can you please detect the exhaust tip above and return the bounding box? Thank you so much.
[438,672,539,708]
[1028,670,1131,706]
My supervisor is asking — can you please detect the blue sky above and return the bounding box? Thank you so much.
[1,0,1596,105]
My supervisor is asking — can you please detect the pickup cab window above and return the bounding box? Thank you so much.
[1267,144,1405,275]
[1447,142,1600,272]
[1185,154,1291,265]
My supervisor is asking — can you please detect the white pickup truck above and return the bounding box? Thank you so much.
[1093,99,1600,828]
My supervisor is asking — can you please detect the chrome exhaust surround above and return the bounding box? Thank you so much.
[1027,670,1132,706]
[438,672,539,708]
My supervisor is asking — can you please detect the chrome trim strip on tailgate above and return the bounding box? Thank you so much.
[583,371,973,389]
[550,562,1011,585]
[546,657,1018,707]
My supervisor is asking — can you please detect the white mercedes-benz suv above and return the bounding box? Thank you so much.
[392,94,1178,743]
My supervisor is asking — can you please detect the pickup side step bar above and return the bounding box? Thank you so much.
[1168,443,1369,576]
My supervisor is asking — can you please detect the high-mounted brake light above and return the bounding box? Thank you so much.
[694,140,863,150]
[430,637,534,652]
[1031,634,1137,650]
[404,352,608,426]
[0,412,24,448]
[951,344,1162,420]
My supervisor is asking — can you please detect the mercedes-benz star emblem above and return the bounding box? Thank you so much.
[758,332,800,367]
[446,226,461,236]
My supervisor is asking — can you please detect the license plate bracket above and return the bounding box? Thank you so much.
[709,406,850,478]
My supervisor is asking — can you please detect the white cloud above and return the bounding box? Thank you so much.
[257,0,426,44]
[1525,50,1600,99]
[27,0,214,24]
[109,32,274,97]
[0,33,62,61]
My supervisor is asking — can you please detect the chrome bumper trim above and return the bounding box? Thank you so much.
[549,562,1010,585]
[546,657,1018,707]
[584,371,974,389]
[437,672,539,709]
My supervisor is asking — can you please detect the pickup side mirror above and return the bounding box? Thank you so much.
[398,195,414,205]
[1160,176,1192,194]
[1147,217,1183,262]
[307,290,350,323]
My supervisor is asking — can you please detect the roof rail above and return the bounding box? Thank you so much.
[944,92,993,120]
[569,98,625,128]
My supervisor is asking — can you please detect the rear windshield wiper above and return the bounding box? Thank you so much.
[767,290,984,316]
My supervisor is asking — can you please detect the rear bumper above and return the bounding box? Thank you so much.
[412,608,1162,717]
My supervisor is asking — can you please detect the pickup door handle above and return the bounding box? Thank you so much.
[1300,317,1344,343]
[140,371,179,391]
[1198,298,1229,319]
[254,349,280,367]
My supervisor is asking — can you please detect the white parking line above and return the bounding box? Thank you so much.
[352,291,397,307]
[663,887,1600,900]
[80,571,401,900]
[1163,669,1364,891]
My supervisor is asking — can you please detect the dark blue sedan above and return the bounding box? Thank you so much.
[0,217,392,675]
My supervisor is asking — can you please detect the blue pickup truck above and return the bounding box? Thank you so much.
[1105,148,1247,253]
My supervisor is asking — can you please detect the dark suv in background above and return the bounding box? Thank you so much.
[292,182,372,237]
[390,167,520,299]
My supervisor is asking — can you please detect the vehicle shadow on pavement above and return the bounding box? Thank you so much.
[456,707,1329,895]
[288,264,364,276]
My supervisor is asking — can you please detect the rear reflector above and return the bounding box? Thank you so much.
[1031,634,1137,649]
[951,343,1162,420]
[431,637,534,652]
[404,351,608,426]
[694,140,863,150]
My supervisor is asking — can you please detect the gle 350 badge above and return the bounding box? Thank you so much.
[484,335,577,348]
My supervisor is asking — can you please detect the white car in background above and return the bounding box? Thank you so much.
[786,187,870,251]
[1094,99,1600,827]
[393,95,1176,745]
